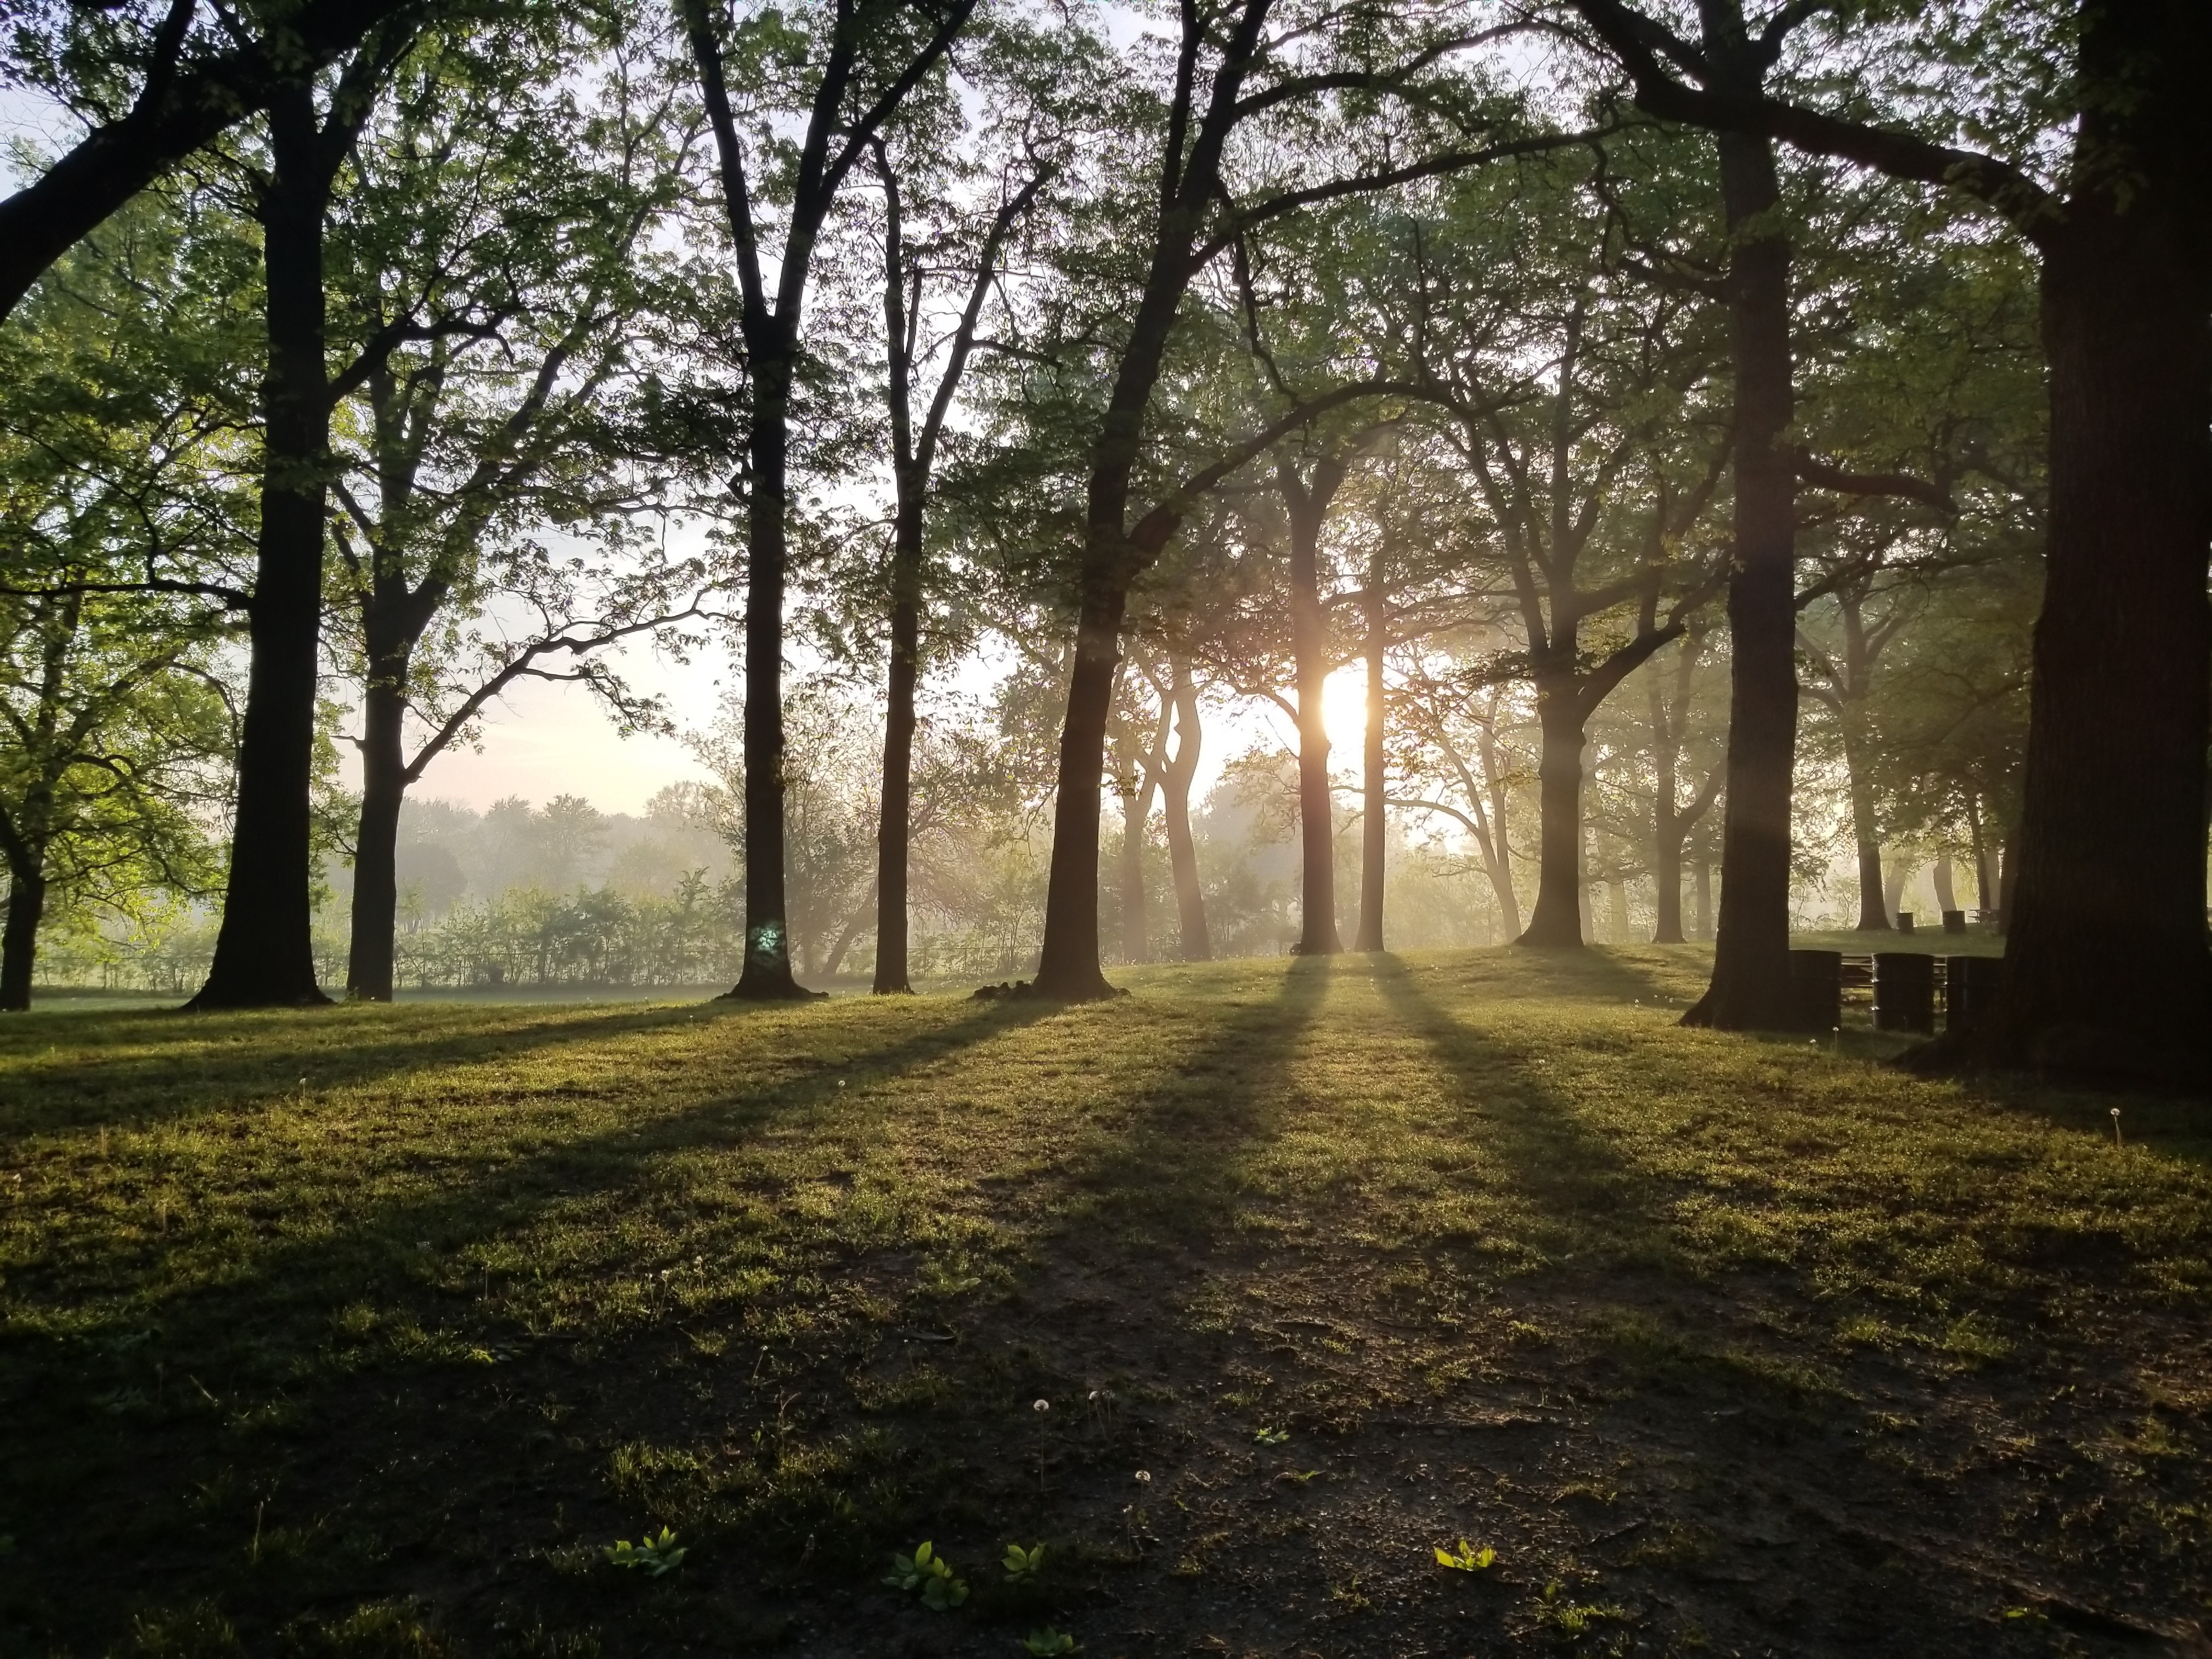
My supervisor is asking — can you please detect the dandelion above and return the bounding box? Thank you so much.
[1032,1398,1050,1414]
[1134,1469,1152,1485]
[2109,1107,2124,1149]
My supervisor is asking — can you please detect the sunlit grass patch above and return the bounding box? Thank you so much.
[1,946,2205,1655]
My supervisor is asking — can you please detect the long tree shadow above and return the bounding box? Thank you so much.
[3,995,1058,1419]
[0,995,828,1136]
[1373,956,1679,1260]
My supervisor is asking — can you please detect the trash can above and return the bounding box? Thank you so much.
[1941,909,1968,934]
[1944,955,2002,1035]
[1789,949,1843,1033]
[1873,952,1935,1034]
[1896,911,1916,934]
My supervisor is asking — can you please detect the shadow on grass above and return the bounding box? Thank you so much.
[0,995,797,1135]
[4,996,1058,1387]
[1040,957,1331,1250]
[1373,958,1681,1264]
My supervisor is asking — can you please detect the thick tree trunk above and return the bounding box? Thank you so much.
[725,348,815,1000]
[1,865,46,1010]
[1285,467,1342,955]
[1982,148,2212,1079]
[1518,685,1587,946]
[1355,580,1386,952]
[346,667,408,1001]
[1694,858,1712,940]
[1035,585,1127,997]
[873,493,922,994]
[1682,119,1798,1030]
[192,87,336,1010]
[1853,843,1888,929]
[1163,660,1211,962]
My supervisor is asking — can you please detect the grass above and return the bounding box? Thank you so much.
[1,946,2205,1657]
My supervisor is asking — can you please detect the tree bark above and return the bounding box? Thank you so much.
[1694,857,1712,940]
[1163,659,1211,961]
[1681,113,1799,1029]
[191,85,341,1010]
[1036,583,1130,996]
[1986,130,2212,1076]
[1119,765,1149,964]
[724,345,816,999]
[1839,704,1891,930]
[1355,568,1386,951]
[1967,794,1991,917]
[0,866,45,1011]
[346,665,408,1001]
[1519,685,1587,946]
[873,488,922,994]
[1932,857,1957,915]
[1281,459,1346,956]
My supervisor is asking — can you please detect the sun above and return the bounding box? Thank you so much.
[1321,665,1370,757]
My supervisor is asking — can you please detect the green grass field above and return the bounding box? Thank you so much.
[2,947,2205,1658]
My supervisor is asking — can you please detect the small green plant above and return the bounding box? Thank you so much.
[1435,1538,1496,1572]
[885,1541,968,1610]
[1534,1580,1623,1634]
[1022,1629,1077,1656]
[1002,1542,1047,1583]
[1254,1425,1289,1445]
[604,1528,685,1577]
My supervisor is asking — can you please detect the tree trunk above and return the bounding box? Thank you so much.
[346,665,408,1001]
[1694,857,1712,940]
[1652,822,1685,944]
[873,491,922,994]
[191,86,337,1010]
[1517,684,1587,946]
[1119,770,1148,964]
[1883,855,1912,922]
[1932,857,1957,915]
[0,864,45,1010]
[1163,659,1211,962]
[1607,874,1631,943]
[725,345,815,1000]
[1650,661,1685,944]
[1967,794,1991,917]
[1842,716,1890,929]
[1355,575,1386,952]
[1479,723,1522,935]
[1035,583,1127,998]
[1285,465,1342,956]
[1681,116,1798,1030]
[1984,138,2212,1077]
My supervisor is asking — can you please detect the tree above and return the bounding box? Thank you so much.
[0,0,437,325]
[1378,157,1730,947]
[860,33,1067,991]
[1562,0,2212,1077]
[1029,1,1588,998]
[321,22,710,1000]
[1640,625,1723,943]
[190,27,418,1008]
[679,0,978,1000]
[0,188,251,1005]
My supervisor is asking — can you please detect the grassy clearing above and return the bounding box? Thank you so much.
[1,947,2205,1658]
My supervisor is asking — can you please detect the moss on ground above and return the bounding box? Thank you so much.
[1,947,2205,1657]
